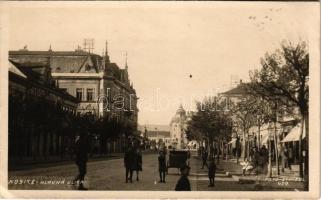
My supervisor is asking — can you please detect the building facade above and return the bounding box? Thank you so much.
[9,43,138,127]
[138,125,171,149]
[169,105,193,149]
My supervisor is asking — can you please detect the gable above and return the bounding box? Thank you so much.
[78,56,98,73]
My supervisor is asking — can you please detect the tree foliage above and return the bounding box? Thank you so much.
[186,97,233,151]
[249,41,308,118]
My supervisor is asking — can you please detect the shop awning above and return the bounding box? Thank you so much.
[281,123,306,143]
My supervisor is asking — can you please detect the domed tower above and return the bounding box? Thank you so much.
[170,104,188,149]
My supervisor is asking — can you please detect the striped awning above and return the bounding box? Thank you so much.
[281,123,306,143]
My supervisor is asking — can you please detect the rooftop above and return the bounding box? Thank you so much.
[138,124,170,132]
[221,82,251,95]
[9,50,97,56]
[147,131,170,138]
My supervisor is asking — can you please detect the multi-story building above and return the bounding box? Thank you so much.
[9,42,138,127]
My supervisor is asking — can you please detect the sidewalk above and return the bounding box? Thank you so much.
[9,153,124,171]
[223,158,304,191]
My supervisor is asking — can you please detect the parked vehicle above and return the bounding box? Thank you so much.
[167,150,190,174]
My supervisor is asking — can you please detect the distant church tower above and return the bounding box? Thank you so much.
[170,104,188,149]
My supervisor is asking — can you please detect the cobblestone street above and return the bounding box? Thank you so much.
[9,154,257,191]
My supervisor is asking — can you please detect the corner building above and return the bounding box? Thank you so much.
[9,42,138,126]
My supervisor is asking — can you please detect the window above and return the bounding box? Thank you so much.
[76,88,83,101]
[85,65,91,71]
[87,88,94,101]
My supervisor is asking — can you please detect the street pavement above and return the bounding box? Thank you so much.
[8,154,256,191]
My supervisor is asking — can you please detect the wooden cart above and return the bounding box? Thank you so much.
[167,150,190,174]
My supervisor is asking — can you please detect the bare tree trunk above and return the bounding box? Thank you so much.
[247,134,250,160]
[303,113,309,191]
[299,117,304,179]
[258,121,261,149]
[274,121,279,176]
[242,127,246,161]
[217,138,220,164]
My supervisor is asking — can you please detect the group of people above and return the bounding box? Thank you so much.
[241,145,269,175]
[242,145,295,175]
[73,136,216,191]
[124,146,143,183]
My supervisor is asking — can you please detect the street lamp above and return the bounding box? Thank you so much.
[267,123,273,178]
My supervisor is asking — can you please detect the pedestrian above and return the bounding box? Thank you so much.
[208,157,216,187]
[175,165,191,191]
[201,149,208,169]
[158,150,167,183]
[288,147,293,170]
[74,134,88,190]
[252,147,259,174]
[260,145,268,165]
[282,147,289,170]
[134,148,143,181]
[124,146,135,183]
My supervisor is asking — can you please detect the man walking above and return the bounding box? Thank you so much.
[134,148,143,181]
[74,134,88,190]
[281,147,290,171]
[288,147,293,170]
[208,157,216,187]
[158,150,167,183]
[124,146,135,183]
[175,165,191,191]
[201,149,208,169]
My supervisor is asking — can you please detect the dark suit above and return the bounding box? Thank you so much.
[74,137,88,187]
[158,154,166,182]
[124,149,135,182]
[208,161,216,186]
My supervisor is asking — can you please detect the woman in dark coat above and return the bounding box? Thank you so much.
[175,165,191,191]
[124,146,136,183]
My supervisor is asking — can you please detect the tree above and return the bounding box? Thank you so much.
[186,97,233,159]
[249,41,308,189]
[229,96,256,160]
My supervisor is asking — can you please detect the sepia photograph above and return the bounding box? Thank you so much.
[0,1,320,199]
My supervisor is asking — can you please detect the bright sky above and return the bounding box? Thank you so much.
[5,2,314,125]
